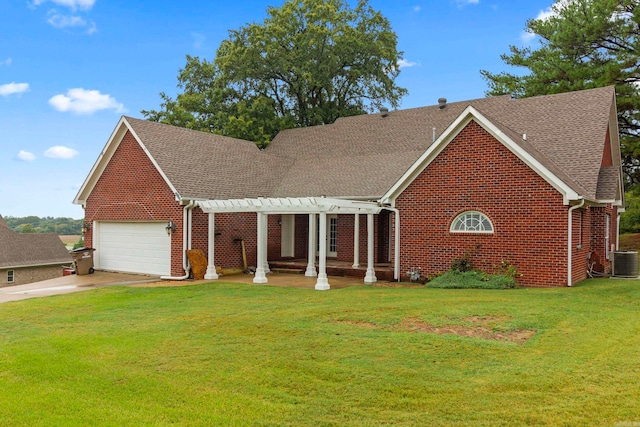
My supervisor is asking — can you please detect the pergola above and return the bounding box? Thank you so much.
[196,197,398,290]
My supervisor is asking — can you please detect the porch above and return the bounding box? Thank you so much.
[269,259,395,282]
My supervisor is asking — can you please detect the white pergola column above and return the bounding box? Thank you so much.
[364,213,377,283]
[263,214,270,274]
[204,213,219,280]
[305,213,317,277]
[352,214,360,268]
[315,212,330,290]
[253,212,268,284]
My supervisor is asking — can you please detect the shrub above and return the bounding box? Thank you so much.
[451,251,473,272]
[427,270,517,289]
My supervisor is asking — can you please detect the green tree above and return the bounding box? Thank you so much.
[481,0,640,184]
[143,0,407,147]
[15,224,36,233]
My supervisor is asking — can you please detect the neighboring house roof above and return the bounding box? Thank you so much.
[0,215,72,269]
[74,86,621,206]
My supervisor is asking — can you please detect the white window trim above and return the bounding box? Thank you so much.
[450,211,494,234]
[7,270,14,283]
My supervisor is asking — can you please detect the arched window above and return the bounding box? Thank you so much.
[450,211,494,233]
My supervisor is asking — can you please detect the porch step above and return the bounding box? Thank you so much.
[271,267,305,275]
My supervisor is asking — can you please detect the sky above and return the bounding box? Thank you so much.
[1,0,557,219]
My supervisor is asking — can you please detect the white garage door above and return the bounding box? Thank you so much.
[95,222,171,276]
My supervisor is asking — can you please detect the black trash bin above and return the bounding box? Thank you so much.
[70,247,96,275]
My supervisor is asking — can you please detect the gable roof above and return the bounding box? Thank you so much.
[74,86,620,207]
[0,215,72,269]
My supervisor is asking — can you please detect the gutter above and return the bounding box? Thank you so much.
[567,198,585,287]
[161,200,196,280]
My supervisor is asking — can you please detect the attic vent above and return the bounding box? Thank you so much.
[380,107,389,117]
[438,98,447,109]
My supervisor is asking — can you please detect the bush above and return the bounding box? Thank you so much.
[72,236,85,250]
[621,185,640,234]
[426,270,517,289]
[451,252,473,272]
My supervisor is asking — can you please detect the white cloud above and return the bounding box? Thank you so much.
[398,59,419,69]
[413,6,421,12]
[455,0,479,5]
[536,7,556,21]
[521,30,536,43]
[47,11,86,28]
[0,58,12,66]
[17,150,36,162]
[32,0,95,11]
[47,9,95,32]
[48,88,126,115]
[44,146,79,159]
[191,32,206,49]
[0,82,30,96]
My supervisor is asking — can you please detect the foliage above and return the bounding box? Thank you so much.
[427,270,518,289]
[619,233,640,250]
[451,251,473,272]
[493,259,522,280]
[3,216,82,235]
[1,279,639,424]
[142,0,407,147]
[620,184,640,233]
[72,236,85,250]
[481,0,640,184]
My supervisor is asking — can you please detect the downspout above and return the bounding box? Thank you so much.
[161,200,196,280]
[567,198,585,287]
[385,206,401,281]
[616,212,621,250]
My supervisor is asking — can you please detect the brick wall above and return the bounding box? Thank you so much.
[395,120,571,287]
[84,130,261,275]
[0,265,67,287]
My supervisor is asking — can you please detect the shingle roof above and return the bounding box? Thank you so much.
[125,117,290,200]
[0,215,72,269]
[122,86,618,203]
[597,166,621,200]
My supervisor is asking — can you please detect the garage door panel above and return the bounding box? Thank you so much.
[97,222,170,276]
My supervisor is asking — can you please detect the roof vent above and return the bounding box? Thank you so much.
[438,98,447,109]
[380,107,389,117]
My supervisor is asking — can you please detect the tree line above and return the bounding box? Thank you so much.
[4,216,83,235]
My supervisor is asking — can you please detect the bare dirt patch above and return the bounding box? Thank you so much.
[334,316,536,344]
[400,317,535,344]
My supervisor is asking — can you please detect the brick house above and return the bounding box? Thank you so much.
[73,86,623,288]
[0,215,72,287]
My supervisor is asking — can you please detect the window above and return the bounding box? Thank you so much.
[7,270,14,283]
[450,211,494,233]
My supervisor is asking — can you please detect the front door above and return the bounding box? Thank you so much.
[317,214,338,257]
[280,214,295,257]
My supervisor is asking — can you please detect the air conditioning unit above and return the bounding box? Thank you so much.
[612,251,639,278]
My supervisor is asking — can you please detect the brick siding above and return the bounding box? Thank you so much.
[395,120,573,287]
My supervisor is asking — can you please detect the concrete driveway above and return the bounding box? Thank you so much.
[0,271,160,304]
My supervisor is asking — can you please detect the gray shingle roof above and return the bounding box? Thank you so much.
[0,215,72,269]
[123,86,618,203]
[597,166,621,200]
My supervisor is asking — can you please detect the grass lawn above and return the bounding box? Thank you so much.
[619,233,640,251]
[1,279,640,426]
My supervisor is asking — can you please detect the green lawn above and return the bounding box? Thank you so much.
[1,279,640,426]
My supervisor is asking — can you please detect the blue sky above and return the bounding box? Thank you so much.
[1,0,555,219]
